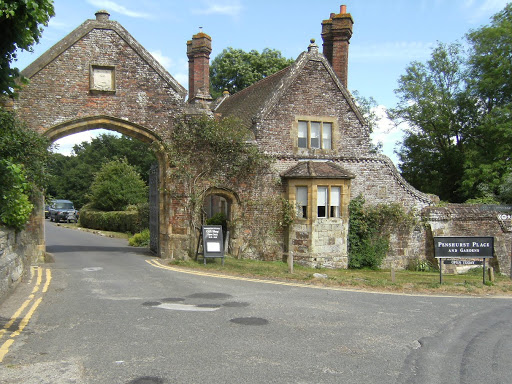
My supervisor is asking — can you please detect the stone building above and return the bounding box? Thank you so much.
[11,6,436,273]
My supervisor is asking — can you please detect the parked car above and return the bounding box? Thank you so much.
[44,205,50,219]
[49,200,79,223]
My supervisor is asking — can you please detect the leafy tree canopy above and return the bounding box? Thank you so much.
[390,3,512,203]
[89,158,148,211]
[47,133,156,209]
[0,0,55,96]
[0,107,50,189]
[0,107,51,230]
[210,47,294,97]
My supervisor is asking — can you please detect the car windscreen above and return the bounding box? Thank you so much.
[55,203,74,209]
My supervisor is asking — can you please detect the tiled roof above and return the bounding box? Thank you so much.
[213,66,292,129]
[282,161,355,179]
[213,47,366,130]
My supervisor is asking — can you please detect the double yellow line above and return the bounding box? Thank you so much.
[0,266,51,362]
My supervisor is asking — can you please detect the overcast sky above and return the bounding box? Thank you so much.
[13,0,510,161]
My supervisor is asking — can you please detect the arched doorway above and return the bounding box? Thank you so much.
[202,188,240,255]
[44,116,168,257]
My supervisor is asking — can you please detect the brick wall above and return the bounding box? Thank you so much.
[15,29,184,142]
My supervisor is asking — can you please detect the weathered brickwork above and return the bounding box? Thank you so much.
[9,8,443,277]
[256,60,369,158]
[15,28,184,141]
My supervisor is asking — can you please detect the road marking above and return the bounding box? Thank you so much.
[145,259,346,291]
[0,267,51,362]
[155,303,220,312]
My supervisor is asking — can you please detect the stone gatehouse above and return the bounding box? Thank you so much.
[11,5,510,277]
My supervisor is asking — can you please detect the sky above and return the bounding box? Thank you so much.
[13,0,511,162]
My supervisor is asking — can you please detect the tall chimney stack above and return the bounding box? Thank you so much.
[321,5,353,88]
[187,30,213,104]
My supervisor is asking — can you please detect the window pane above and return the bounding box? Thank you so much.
[330,187,340,206]
[317,186,327,218]
[311,122,320,148]
[298,121,308,148]
[296,187,308,206]
[330,187,340,218]
[296,186,308,219]
[322,123,332,149]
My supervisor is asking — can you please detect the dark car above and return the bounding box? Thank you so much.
[44,205,50,219]
[49,200,79,223]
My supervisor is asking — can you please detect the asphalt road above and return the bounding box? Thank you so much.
[0,222,511,383]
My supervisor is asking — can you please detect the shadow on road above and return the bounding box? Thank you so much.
[46,244,151,256]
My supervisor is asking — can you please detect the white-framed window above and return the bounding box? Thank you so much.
[330,186,340,218]
[317,186,341,219]
[297,120,333,150]
[296,186,308,219]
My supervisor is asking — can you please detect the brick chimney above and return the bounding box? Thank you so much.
[321,5,353,88]
[187,29,213,104]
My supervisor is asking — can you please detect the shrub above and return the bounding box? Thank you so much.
[79,204,146,234]
[348,195,415,269]
[0,108,50,230]
[206,212,227,233]
[89,158,148,211]
[129,229,150,247]
[0,159,33,231]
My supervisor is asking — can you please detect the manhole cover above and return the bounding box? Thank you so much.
[128,377,164,384]
[82,267,103,272]
[230,317,269,326]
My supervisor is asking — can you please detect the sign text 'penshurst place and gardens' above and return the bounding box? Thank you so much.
[434,236,494,284]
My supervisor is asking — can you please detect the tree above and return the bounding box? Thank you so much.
[390,43,473,202]
[0,0,55,96]
[47,133,156,208]
[0,107,51,229]
[210,47,294,97]
[351,90,382,153]
[391,4,512,203]
[89,158,148,211]
[462,3,512,201]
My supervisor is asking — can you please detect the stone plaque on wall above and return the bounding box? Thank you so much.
[90,65,115,93]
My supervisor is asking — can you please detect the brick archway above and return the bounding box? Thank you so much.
[42,116,170,258]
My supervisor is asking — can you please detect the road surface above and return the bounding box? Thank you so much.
[0,222,511,383]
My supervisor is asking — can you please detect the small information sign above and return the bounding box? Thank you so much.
[434,236,494,284]
[196,225,224,265]
[434,237,494,258]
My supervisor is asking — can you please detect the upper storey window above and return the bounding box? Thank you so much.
[297,120,332,150]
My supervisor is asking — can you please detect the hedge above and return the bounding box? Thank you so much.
[79,203,149,234]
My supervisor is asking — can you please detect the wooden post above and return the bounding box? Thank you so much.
[488,266,495,282]
[287,252,294,274]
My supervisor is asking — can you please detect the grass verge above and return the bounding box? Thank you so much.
[50,222,512,297]
[169,257,512,297]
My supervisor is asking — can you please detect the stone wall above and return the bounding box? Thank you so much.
[0,221,42,302]
[423,205,512,277]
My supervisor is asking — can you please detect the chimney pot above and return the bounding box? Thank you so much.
[95,10,110,21]
[340,5,347,14]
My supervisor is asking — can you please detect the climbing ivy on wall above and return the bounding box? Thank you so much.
[166,115,271,246]
[348,195,416,269]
